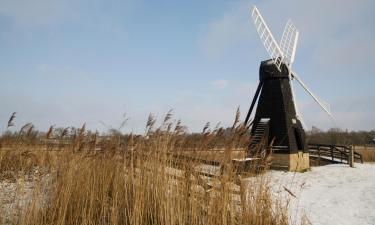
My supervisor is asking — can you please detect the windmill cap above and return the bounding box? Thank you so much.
[259,59,290,81]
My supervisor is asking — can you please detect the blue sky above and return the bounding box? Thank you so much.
[1,0,374,133]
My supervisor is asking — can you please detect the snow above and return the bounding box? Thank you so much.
[176,162,375,225]
[0,171,50,225]
[0,177,35,223]
[268,163,375,225]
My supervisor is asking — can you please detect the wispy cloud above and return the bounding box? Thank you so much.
[0,0,135,31]
[212,79,228,89]
[36,64,90,80]
[0,0,68,27]
[198,2,253,59]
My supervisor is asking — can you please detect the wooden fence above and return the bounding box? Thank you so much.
[308,143,363,164]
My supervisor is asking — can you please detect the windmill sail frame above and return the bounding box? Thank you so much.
[251,6,284,71]
[280,20,299,66]
[279,19,304,125]
[292,72,332,117]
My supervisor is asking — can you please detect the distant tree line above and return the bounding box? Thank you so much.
[306,127,375,146]
[1,120,374,148]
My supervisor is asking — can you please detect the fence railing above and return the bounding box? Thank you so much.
[308,143,363,164]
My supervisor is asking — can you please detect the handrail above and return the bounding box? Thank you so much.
[308,143,363,164]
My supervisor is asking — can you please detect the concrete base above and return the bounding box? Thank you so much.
[271,152,310,172]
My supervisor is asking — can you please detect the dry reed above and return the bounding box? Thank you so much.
[355,146,375,162]
[0,113,290,225]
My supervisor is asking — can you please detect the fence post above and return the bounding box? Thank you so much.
[340,151,343,163]
[331,146,334,161]
[318,146,321,165]
[349,145,354,168]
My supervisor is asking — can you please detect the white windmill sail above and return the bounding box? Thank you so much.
[279,19,306,127]
[280,20,299,66]
[292,72,333,118]
[289,77,307,128]
[251,6,284,71]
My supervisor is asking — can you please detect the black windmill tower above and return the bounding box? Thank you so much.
[245,6,333,156]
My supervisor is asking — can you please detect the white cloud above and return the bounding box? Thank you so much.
[198,2,255,59]
[36,64,90,80]
[212,79,228,89]
[0,0,68,27]
[0,0,135,29]
[198,0,375,70]
[293,93,375,131]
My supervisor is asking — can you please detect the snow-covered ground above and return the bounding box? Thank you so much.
[0,171,50,224]
[269,163,375,225]
[177,162,375,225]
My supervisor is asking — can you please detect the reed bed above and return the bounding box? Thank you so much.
[0,112,290,225]
[355,146,375,162]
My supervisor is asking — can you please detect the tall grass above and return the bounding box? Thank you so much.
[0,112,290,225]
[355,146,375,162]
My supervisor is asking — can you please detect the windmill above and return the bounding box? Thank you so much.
[245,6,333,170]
